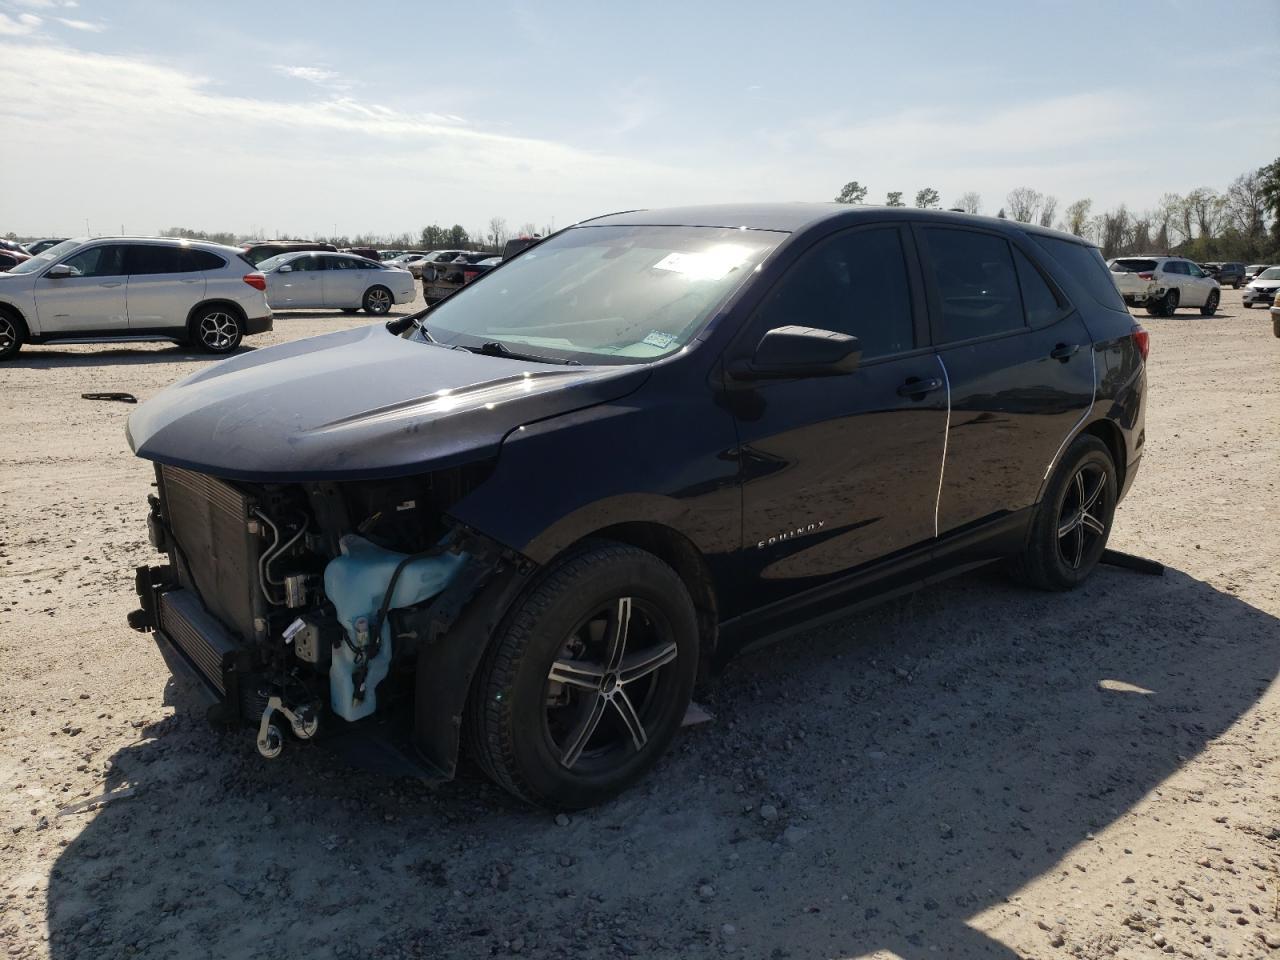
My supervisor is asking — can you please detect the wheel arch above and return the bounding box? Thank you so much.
[185,298,247,331]
[1080,418,1126,494]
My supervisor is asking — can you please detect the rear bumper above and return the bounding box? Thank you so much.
[245,313,273,335]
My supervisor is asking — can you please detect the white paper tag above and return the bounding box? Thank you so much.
[282,618,306,643]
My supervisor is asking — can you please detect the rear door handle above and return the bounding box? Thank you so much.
[1049,343,1081,362]
[897,376,944,398]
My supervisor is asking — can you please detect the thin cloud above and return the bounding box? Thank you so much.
[273,64,341,86]
[0,12,41,35]
[55,16,103,31]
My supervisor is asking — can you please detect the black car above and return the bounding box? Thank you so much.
[126,204,1147,809]
[25,238,67,256]
[1203,261,1244,288]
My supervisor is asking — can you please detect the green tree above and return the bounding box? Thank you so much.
[885,191,904,207]
[834,181,868,204]
[447,224,469,247]
[914,187,940,209]
[1063,199,1092,237]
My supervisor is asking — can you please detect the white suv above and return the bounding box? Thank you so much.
[0,237,273,360]
[1107,255,1220,317]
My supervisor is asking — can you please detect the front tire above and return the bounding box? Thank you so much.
[0,309,27,360]
[1010,435,1117,591]
[1200,290,1219,317]
[466,542,698,809]
[363,286,393,315]
[191,306,244,354]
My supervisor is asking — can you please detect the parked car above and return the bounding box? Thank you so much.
[1202,261,1245,288]
[1107,256,1220,316]
[384,251,434,278]
[0,237,271,360]
[342,246,380,262]
[258,251,415,314]
[1271,299,1280,338]
[0,238,29,254]
[1244,264,1271,283]
[126,204,1146,809]
[240,240,337,266]
[25,238,69,256]
[422,251,498,303]
[0,250,31,271]
[1242,266,1280,308]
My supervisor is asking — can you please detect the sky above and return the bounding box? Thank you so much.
[1,0,1277,240]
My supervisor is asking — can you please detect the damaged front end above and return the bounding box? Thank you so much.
[129,462,531,779]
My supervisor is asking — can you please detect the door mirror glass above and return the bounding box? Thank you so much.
[277,263,293,273]
[45,263,73,279]
[734,325,862,379]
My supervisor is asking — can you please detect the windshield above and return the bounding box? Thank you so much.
[416,225,784,364]
[1258,267,1280,281]
[8,238,81,275]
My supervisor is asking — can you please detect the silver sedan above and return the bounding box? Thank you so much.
[259,251,416,315]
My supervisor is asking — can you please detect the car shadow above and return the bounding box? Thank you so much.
[271,307,414,320]
[4,344,258,369]
[44,563,1279,959]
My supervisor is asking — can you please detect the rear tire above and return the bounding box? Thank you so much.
[1010,434,1117,591]
[466,542,698,809]
[1200,290,1219,317]
[363,286,392,315]
[190,306,244,354]
[0,308,27,360]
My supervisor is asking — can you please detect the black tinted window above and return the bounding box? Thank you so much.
[60,244,127,278]
[331,257,367,270]
[289,255,323,272]
[755,226,914,359]
[1164,261,1187,276]
[1033,237,1128,312]
[186,249,226,271]
[922,228,1023,342]
[125,246,186,275]
[1013,247,1065,326]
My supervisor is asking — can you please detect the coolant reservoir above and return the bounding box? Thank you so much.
[323,534,467,722]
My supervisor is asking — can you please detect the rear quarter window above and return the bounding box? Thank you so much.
[185,250,227,271]
[1035,237,1129,312]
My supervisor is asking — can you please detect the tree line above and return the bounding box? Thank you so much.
[833,157,1280,262]
[157,216,551,254]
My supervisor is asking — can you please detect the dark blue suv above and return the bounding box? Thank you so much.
[127,204,1147,808]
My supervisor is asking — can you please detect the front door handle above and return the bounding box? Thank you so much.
[179,278,201,284]
[897,376,944,398]
[99,281,123,288]
[1050,343,1081,362]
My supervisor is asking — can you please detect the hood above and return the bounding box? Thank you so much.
[127,324,648,481]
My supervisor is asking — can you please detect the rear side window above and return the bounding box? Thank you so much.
[1164,261,1187,276]
[185,249,226,271]
[1013,247,1067,327]
[921,228,1024,342]
[754,226,915,360]
[1033,237,1128,312]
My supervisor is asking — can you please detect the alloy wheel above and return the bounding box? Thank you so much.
[1056,465,1107,569]
[366,288,391,314]
[544,597,679,771]
[199,311,239,350]
[0,315,15,352]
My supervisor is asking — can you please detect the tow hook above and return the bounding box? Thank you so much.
[255,695,320,759]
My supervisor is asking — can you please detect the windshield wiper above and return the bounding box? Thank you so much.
[456,340,580,365]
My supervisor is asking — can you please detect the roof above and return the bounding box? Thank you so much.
[579,202,1091,244]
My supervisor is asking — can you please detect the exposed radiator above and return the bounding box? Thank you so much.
[158,589,240,694]
[158,465,264,642]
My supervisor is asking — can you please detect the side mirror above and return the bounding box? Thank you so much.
[731,325,862,380]
[45,263,73,279]
[277,264,293,273]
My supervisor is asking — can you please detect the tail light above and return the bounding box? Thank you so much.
[1137,271,1154,280]
[463,270,479,283]
[242,272,266,291]
[1132,325,1149,361]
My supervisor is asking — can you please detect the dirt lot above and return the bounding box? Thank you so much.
[1,288,1278,960]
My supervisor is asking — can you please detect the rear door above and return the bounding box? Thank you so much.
[322,255,368,307]
[124,244,204,330]
[33,243,128,334]
[729,223,948,608]
[917,225,1093,535]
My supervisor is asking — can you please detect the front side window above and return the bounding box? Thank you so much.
[1187,262,1207,278]
[420,225,784,364]
[286,255,323,272]
[61,244,127,278]
[753,226,915,359]
[922,228,1024,342]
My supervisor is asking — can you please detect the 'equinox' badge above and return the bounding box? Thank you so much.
[757,520,825,549]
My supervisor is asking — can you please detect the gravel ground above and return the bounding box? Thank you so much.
[1,287,1278,960]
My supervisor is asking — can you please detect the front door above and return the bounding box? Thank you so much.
[1183,260,1214,306]
[915,225,1094,535]
[274,254,325,307]
[728,224,948,610]
[124,244,205,330]
[33,243,129,334]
